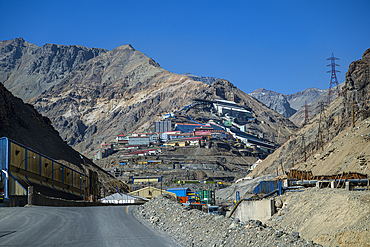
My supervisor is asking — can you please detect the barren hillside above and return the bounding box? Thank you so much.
[250,48,370,178]
[0,38,296,155]
[0,82,127,192]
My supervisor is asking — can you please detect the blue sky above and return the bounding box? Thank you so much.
[1,0,369,94]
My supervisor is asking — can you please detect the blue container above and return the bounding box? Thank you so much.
[166,187,191,197]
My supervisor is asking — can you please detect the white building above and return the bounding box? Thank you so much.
[100,193,149,204]
[213,99,253,124]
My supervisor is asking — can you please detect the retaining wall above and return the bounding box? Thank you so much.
[233,199,275,222]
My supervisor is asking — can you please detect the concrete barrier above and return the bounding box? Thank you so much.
[233,199,275,222]
[27,187,106,207]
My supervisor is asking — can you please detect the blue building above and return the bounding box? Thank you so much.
[174,123,210,133]
[166,187,191,197]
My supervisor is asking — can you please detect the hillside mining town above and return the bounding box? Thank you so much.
[92,98,277,203]
[2,95,370,247]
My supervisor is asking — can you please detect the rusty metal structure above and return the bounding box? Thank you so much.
[301,101,311,125]
[287,169,367,180]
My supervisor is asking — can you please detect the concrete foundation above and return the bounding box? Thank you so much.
[330,181,338,188]
[233,199,275,222]
[316,181,330,188]
[345,181,354,191]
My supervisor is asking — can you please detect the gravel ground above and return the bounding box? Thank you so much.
[134,195,321,247]
[266,187,370,247]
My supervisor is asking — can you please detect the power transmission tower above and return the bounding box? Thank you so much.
[327,52,340,104]
[301,101,311,125]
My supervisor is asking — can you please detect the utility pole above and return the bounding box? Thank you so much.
[302,134,307,162]
[317,102,326,151]
[327,53,340,105]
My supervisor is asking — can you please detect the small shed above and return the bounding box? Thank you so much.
[166,187,191,197]
[100,193,149,204]
[129,186,177,200]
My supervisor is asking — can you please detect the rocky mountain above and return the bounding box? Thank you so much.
[0,82,120,189]
[286,87,327,110]
[288,84,342,125]
[250,48,370,178]
[1,38,296,155]
[249,88,297,118]
[182,73,219,85]
[0,38,107,101]
[250,87,330,125]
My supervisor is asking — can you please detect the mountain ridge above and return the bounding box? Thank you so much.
[1,38,296,155]
[0,37,107,101]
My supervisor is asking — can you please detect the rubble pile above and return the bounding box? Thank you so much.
[134,195,321,247]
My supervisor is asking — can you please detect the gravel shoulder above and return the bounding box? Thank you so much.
[134,195,321,247]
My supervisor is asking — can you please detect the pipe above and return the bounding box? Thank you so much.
[346,179,369,184]
[291,180,317,185]
[283,186,305,190]
[263,189,279,198]
[291,179,369,186]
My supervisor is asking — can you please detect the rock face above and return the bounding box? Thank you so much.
[0,37,107,101]
[249,88,297,118]
[288,84,342,126]
[0,83,113,183]
[250,87,329,125]
[286,87,327,110]
[182,73,219,85]
[342,48,370,120]
[1,38,296,154]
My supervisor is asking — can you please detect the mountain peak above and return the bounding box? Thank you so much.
[115,44,135,51]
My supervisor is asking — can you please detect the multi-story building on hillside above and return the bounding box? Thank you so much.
[174,123,211,133]
[213,99,253,124]
[155,121,172,133]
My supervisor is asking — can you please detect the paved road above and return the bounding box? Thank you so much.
[0,205,180,247]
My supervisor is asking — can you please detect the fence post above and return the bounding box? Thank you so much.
[28,186,33,205]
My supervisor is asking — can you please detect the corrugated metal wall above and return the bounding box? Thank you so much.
[253,180,282,195]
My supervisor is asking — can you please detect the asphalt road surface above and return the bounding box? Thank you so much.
[0,205,180,247]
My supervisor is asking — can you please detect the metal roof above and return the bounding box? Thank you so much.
[166,187,190,191]
[101,192,149,201]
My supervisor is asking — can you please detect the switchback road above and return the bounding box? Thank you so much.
[0,205,180,247]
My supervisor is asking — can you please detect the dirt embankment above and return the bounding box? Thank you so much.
[266,188,370,247]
